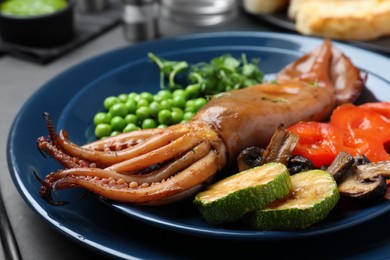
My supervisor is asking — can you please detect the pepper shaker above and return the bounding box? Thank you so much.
[122,0,159,41]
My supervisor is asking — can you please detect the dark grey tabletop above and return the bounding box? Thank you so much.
[0,2,388,260]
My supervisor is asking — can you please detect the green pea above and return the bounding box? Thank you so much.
[110,131,120,137]
[157,124,168,128]
[185,84,201,99]
[153,95,164,103]
[171,95,186,109]
[93,112,111,125]
[136,98,149,108]
[142,118,157,129]
[171,108,184,124]
[128,92,139,101]
[124,99,137,114]
[109,103,129,117]
[158,109,172,125]
[159,99,171,110]
[124,114,138,125]
[183,111,194,121]
[185,99,196,112]
[139,92,154,103]
[117,93,128,103]
[156,89,172,100]
[135,106,151,122]
[123,123,140,132]
[95,123,112,138]
[194,97,207,111]
[110,116,127,131]
[103,96,120,110]
[133,93,142,102]
[172,89,185,97]
[149,101,161,117]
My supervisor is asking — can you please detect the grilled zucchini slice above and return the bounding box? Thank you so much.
[193,162,291,225]
[243,169,339,230]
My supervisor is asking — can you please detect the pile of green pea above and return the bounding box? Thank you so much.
[93,88,207,138]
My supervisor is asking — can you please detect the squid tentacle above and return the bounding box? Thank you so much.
[40,150,219,205]
[37,136,90,168]
[55,126,190,167]
[105,122,221,173]
[118,141,213,184]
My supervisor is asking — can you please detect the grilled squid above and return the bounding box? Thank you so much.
[37,40,366,205]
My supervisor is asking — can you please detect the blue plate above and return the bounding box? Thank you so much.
[7,32,390,259]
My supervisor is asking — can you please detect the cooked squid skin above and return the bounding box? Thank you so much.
[37,39,366,205]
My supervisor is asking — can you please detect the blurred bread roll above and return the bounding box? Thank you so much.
[289,0,390,40]
[243,0,289,14]
[288,0,304,19]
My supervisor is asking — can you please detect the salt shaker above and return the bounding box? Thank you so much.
[122,0,159,41]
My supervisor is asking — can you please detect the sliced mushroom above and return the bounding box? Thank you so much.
[357,161,390,180]
[326,151,388,203]
[337,156,387,204]
[236,146,264,172]
[236,127,301,172]
[262,126,300,165]
[326,151,355,182]
[287,154,314,174]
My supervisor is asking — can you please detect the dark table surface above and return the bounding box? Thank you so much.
[0,2,389,260]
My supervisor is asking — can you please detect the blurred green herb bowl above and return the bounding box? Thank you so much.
[0,0,74,47]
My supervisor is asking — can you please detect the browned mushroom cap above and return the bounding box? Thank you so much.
[357,161,390,180]
[261,126,300,165]
[236,127,300,172]
[326,151,355,182]
[236,146,264,172]
[337,157,388,204]
[236,127,314,174]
